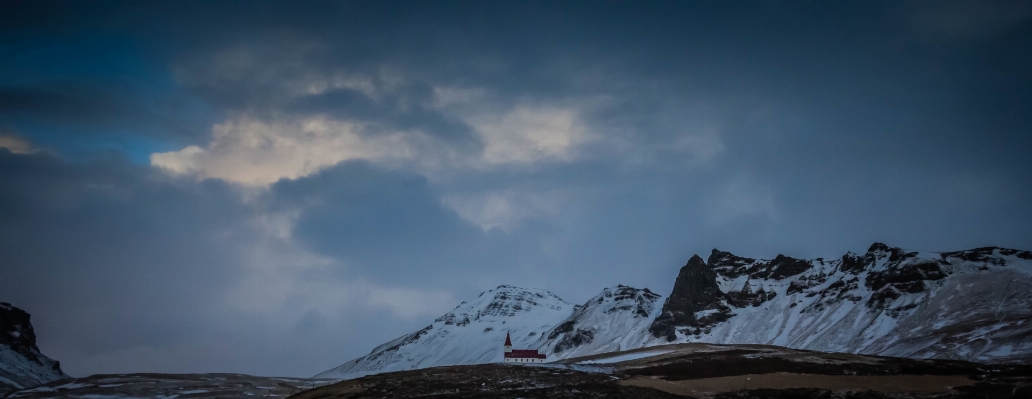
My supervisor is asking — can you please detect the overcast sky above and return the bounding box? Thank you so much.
[1,1,1030,378]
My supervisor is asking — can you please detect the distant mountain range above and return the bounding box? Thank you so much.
[0,303,67,394]
[316,243,1032,380]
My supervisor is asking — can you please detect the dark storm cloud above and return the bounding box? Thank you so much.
[0,149,250,367]
[266,162,496,286]
[1,0,1031,379]
[0,80,210,144]
[0,150,481,376]
[289,85,480,146]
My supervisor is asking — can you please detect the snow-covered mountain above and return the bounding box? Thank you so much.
[317,243,1032,379]
[315,285,574,380]
[640,243,1032,364]
[0,303,67,393]
[533,285,664,359]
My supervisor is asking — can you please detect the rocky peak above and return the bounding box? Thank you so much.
[766,254,812,280]
[438,286,569,325]
[709,249,811,280]
[648,255,731,341]
[0,303,40,362]
[0,303,67,393]
[590,285,661,318]
[867,242,891,254]
[942,246,1032,263]
[707,249,756,269]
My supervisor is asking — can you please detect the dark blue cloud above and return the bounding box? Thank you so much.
[0,151,486,376]
[1,0,1030,379]
[266,161,499,287]
[0,150,250,367]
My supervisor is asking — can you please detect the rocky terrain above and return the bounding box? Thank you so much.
[293,343,1032,398]
[318,243,1032,380]
[0,303,66,394]
[635,244,1032,363]
[5,373,335,399]
[298,363,676,399]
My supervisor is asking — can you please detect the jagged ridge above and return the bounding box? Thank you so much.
[645,243,1032,363]
[315,243,1032,380]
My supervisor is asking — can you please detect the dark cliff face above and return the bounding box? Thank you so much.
[0,303,42,363]
[0,302,67,393]
[648,255,731,341]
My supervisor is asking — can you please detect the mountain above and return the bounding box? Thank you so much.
[640,243,1032,363]
[316,243,1032,379]
[315,285,574,380]
[0,303,67,393]
[534,285,664,359]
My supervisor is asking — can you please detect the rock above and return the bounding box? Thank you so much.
[649,255,731,340]
[0,303,68,393]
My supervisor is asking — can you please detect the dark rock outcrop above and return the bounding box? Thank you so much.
[553,329,594,353]
[649,255,731,341]
[0,303,67,393]
[0,304,43,363]
[766,255,812,280]
[726,284,776,308]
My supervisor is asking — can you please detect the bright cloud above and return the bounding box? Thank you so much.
[151,116,423,185]
[0,134,35,154]
[151,103,590,185]
[471,106,586,165]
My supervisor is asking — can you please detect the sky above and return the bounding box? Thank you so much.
[1,1,1030,378]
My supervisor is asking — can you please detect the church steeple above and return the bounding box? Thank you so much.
[504,332,512,353]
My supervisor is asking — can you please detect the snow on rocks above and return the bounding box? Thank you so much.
[315,285,575,380]
[536,285,664,359]
[316,243,1032,380]
[646,243,1032,364]
[0,303,67,394]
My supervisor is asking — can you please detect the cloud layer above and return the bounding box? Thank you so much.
[1,1,1030,378]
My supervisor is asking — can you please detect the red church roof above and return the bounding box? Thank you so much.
[504,350,546,359]
[503,332,546,359]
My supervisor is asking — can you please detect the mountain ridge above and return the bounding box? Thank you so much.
[315,243,1032,380]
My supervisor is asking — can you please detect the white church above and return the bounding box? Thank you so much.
[502,332,547,363]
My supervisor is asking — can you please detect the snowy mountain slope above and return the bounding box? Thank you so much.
[318,243,1032,380]
[315,285,574,380]
[533,285,664,359]
[638,243,1032,364]
[0,303,67,393]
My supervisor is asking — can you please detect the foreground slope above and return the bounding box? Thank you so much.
[295,344,1032,398]
[315,285,574,380]
[7,373,334,399]
[0,303,67,393]
[301,364,680,399]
